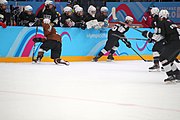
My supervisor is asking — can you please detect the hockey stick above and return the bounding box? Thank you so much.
[112,34,148,41]
[32,25,38,61]
[130,47,152,62]
[112,34,152,62]
[107,7,117,20]
[111,8,143,33]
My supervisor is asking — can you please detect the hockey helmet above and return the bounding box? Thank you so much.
[45,0,54,6]
[75,6,83,13]
[100,7,108,13]
[88,5,96,17]
[63,6,72,12]
[159,9,169,19]
[125,16,134,22]
[0,0,8,5]
[151,7,159,16]
[24,5,33,12]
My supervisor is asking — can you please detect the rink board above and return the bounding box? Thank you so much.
[0,26,178,62]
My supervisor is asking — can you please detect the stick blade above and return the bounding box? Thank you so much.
[112,7,118,20]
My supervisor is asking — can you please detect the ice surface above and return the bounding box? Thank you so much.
[0,61,180,120]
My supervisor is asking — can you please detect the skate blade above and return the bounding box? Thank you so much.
[164,80,176,84]
[107,59,114,62]
[175,80,180,83]
[149,68,160,72]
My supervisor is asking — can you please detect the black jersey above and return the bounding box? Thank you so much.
[83,13,96,22]
[71,13,84,27]
[18,12,36,26]
[96,13,107,22]
[0,8,6,23]
[110,23,129,36]
[60,13,74,27]
[151,15,159,29]
[37,8,58,25]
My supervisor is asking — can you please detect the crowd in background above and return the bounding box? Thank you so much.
[0,0,110,29]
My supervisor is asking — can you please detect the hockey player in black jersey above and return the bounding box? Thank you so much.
[96,6,109,28]
[142,10,180,83]
[148,7,165,72]
[60,6,75,27]
[70,6,86,29]
[37,0,58,26]
[0,0,8,28]
[92,16,133,62]
[18,5,36,27]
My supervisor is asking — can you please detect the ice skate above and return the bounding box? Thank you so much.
[161,66,165,72]
[92,57,99,62]
[164,75,176,84]
[149,64,160,72]
[107,54,114,62]
[54,58,70,66]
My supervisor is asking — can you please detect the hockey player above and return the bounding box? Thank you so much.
[84,5,100,29]
[33,18,69,65]
[37,0,58,26]
[60,6,75,27]
[147,7,165,72]
[71,6,86,29]
[96,6,109,28]
[18,5,36,27]
[92,16,133,62]
[0,0,8,28]
[142,10,180,83]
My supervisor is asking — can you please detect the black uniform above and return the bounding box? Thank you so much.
[142,19,180,81]
[149,15,166,70]
[83,13,96,22]
[0,7,6,23]
[96,13,107,22]
[60,13,74,27]
[92,23,131,62]
[71,13,86,29]
[37,7,58,26]
[18,12,36,26]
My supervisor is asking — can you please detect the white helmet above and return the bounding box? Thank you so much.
[24,5,33,12]
[88,5,96,17]
[125,16,134,22]
[45,0,53,6]
[151,7,159,16]
[159,9,169,19]
[63,6,72,12]
[73,4,80,10]
[100,7,108,12]
[75,6,83,13]
[0,0,8,5]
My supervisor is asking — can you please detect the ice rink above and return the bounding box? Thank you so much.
[0,61,180,120]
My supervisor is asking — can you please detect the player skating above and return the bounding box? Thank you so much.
[92,16,133,62]
[142,9,180,83]
[33,18,69,66]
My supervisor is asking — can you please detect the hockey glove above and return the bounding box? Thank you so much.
[122,39,131,48]
[147,39,155,43]
[33,38,46,43]
[0,22,7,28]
[142,30,153,39]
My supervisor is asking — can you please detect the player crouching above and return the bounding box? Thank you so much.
[33,18,69,66]
[92,16,133,62]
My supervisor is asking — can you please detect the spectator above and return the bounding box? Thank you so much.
[60,6,74,27]
[37,0,58,26]
[0,0,8,28]
[18,5,36,27]
[71,6,86,29]
[141,7,152,28]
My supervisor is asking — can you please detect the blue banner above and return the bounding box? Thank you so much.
[0,27,153,57]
